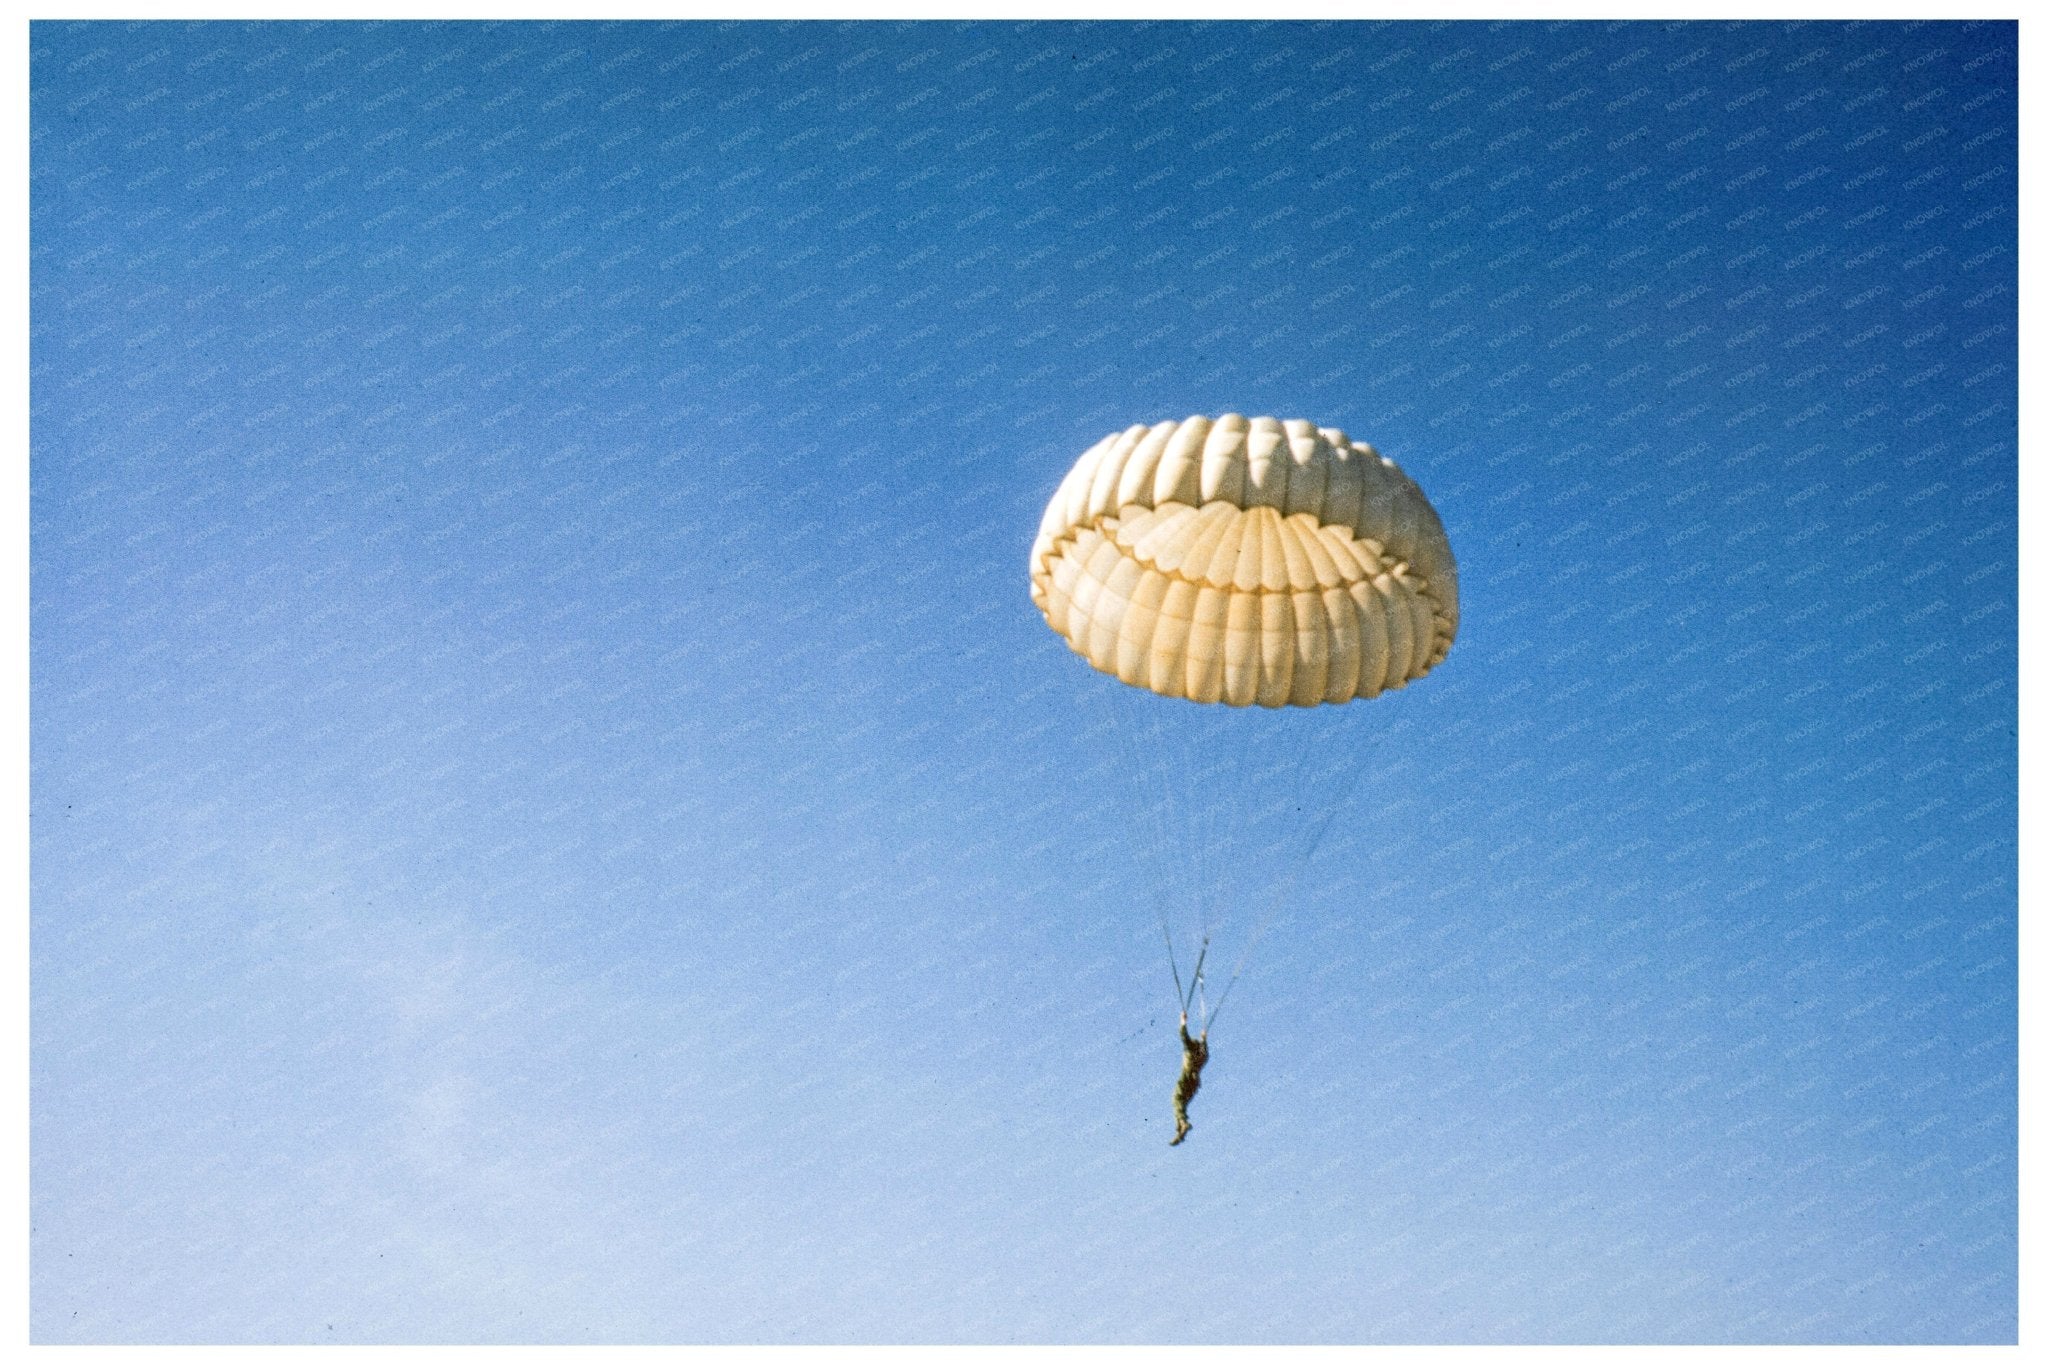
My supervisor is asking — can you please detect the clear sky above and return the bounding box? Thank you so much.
[31,17,2016,1345]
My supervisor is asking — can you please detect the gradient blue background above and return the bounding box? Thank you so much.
[31,18,2017,1344]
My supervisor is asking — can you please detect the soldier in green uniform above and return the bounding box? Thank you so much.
[1169,1011,1209,1146]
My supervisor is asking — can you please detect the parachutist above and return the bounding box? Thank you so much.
[1169,1012,1209,1146]
[1030,417,1460,1148]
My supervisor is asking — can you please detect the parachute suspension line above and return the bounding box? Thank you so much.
[1184,937,1211,1029]
[1130,713,1183,1014]
[1157,701,1219,1020]
[1188,712,1228,954]
[1168,710,1204,950]
[1204,717,1375,1031]
[1203,796,1349,1033]
[1145,699,1200,1014]
[1094,685,1199,1018]
[1160,911,1188,1017]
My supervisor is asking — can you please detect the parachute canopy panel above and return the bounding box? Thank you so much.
[1029,415,1459,707]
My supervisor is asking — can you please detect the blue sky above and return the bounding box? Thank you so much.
[31,18,2016,1344]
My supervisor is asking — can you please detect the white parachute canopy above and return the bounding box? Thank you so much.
[1030,414,1459,708]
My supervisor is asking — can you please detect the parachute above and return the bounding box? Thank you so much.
[1030,415,1458,706]
[1027,415,1460,1141]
